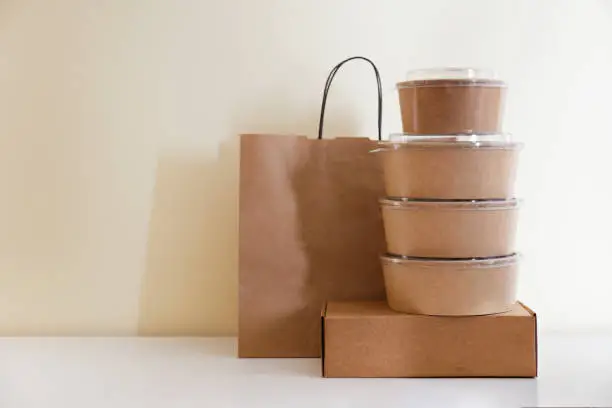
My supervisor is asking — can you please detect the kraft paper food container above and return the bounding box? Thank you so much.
[371,133,522,199]
[380,198,519,258]
[396,68,507,135]
[381,253,519,316]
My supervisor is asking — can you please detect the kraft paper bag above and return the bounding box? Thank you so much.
[239,57,387,357]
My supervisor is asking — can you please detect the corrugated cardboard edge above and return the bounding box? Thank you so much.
[517,300,539,378]
[321,303,328,377]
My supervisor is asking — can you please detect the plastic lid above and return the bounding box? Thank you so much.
[379,198,521,210]
[398,67,506,87]
[405,67,499,81]
[381,253,519,268]
[372,133,522,151]
[390,133,511,143]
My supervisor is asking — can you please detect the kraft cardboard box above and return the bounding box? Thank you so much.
[322,301,537,378]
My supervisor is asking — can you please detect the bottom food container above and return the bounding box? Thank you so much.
[381,253,519,316]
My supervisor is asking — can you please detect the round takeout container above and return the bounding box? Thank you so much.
[380,198,520,258]
[396,67,507,135]
[381,253,519,316]
[371,133,522,199]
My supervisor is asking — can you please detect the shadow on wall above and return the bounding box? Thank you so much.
[138,138,239,336]
[137,83,362,337]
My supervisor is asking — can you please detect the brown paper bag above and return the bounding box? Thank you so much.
[239,57,387,357]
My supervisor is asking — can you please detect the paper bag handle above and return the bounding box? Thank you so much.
[317,56,383,141]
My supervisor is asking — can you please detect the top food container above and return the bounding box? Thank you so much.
[397,68,507,135]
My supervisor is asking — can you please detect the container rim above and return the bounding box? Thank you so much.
[397,80,507,88]
[379,197,521,210]
[371,133,522,151]
[381,253,520,268]
[388,132,511,140]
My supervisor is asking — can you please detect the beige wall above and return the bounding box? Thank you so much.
[0,0,242,335]
[1,0,612,334]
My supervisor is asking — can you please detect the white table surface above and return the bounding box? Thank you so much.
[0,334,610,407]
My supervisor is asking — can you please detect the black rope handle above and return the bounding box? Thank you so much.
[317,56,383,141]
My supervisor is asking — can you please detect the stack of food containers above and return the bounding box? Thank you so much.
[373,68,523,316]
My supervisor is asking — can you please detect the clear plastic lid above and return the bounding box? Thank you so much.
[399,67,505,87]
[379,197,521,210]
[372,133,522,150]
[406,67,498,81]
[381,253,519,268]
[390,133,511,143]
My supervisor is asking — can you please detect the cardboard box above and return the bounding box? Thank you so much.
[322,301,537,378]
